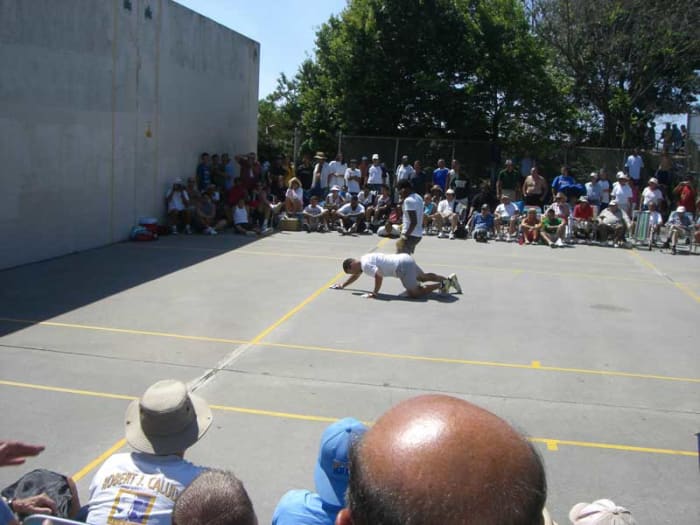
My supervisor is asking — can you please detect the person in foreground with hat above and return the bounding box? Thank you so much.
[86,380,213,525]
[272,418,367,525]
[332,253,460,298]
[569,498,635,525]
[595,200,631,247]
[335,394,554,525]
[172,469,257,525]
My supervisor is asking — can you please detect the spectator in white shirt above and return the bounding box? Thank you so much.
[166,178,192,235]
[367,154,385,191]
[494,195,521,240]
[585,172,602,207]
[395,155,415,185]
[611,172,634,216]
[328,153,347,190]
[337,195,367,234]
[624,148,644,186]
[436,189,460,239]
[641,177,663,210]
[344,159,362,195]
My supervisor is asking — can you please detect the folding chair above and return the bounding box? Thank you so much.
[632,210,653,250]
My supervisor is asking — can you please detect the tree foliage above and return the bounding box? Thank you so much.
[531,0,700,147]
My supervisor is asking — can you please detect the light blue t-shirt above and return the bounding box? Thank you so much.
[0,498,15,525]
[433,168,449,191]
[272,490,340,525]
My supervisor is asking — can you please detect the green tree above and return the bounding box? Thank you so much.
[532,0,700,147]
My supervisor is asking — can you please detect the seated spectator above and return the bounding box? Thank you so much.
[494,194,520,241]
[377,222,400,238]
[585,172,602,207]
[611,172,633,217]
[172,469,256,525]
[520,208,540,245]
[325,186,344,223]
[551,192,571,220]
[663,205,692,254]
[469,204,494,242]
[185,177,202,209]
[335,395,549,525]
[641,177,663,210]
[227,176,248,209]
[337,195,367,235]
[596,200,631,247]
[422,194,438,234]
[194,187,225,235]
[344,159,362,196]
[429,184,444,205]
[285,177,304,215]
[166,178,192,235]
[369,184,392,225]
[357,184,375,209]
[646,201,664,241]
[233,198,260,236]
[86,380,212,525]
[272,418,368,525]
[248,183,275,232]
[569,498,635,524]
[302,196,329,233]
[436,189,460,239]
[572,196,595,242]
[694,215,700,245]
[540,207,565,248]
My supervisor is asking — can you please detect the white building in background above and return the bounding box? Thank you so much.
[0,0,259,269]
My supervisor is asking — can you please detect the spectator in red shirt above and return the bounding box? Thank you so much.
[227,176,247,207]
[673,178,696,215]
[572,196,595,242]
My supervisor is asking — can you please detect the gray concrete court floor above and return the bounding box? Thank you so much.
[0,231,699,524]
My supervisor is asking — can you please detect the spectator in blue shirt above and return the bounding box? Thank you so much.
[432,159,449,192]
[470,204,495,241]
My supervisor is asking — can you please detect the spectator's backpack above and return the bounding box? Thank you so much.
[130,225,158,241]
[454,224,468,239]
[474,229,488,242]
[2,469,75,519]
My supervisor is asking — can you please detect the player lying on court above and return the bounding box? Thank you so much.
[331,253,461,298]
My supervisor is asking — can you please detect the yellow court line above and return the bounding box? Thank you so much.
[72,438,127,481]
[0,380,694,458]
[627,250,700,304]
[1,318,698,384]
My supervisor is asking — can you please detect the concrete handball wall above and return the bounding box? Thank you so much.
[0,0,259,269]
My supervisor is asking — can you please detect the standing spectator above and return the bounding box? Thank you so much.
[432,159,449,192]
[86,380,212,525]
[447,159,460,190]
[673,177,696,215]
[268,155,286,189]
[551,165,581,202]
[272,419,367,525]
[451,163,469,206]
[312,152,331,198]
[624,148,644,187]
[396,180,423,254]
[611,173,633,217]
[344,159,362,196]
[235,152,261,191]
[395,155,415,184]
[411,160,427,196]
[358,156,370,186]
[221,153,237,191]
[196,153,212,191]
[367,154,385,191]
[655,150,674,188]
[671,124,682,152]
[166,178,192,235]
[282,154,295,186]
[522,166,548,207]
[210,154,224,189]
[598,168,611,210]
[328,153,347,190]
[661,123,673,151]
[641,177,663,210]
[497,159,520,200]
[585,172,602,207]
[296,152,314,191]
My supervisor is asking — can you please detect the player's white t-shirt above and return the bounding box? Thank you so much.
[360,253,412,278]
[401,193,423,237]
[86,452,203,525]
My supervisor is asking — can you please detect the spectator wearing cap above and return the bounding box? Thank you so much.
[585,172,602,207]
[596,200,631,247]
[494,194,520,241]
[312,152,331,198]
[344,159,362,196]
[569,498,635,525]
[497,159,520,201]
[395,155,415,186]
[172,469,256,525]
[469,203,495,242]
[611,172,633,216]
[540,207,566,247]
[324,185,344,225]
[272,418,367,525]
[572,196,595,242]
[641,177,663,210]
[166,178,192,235]
[663,205,692,254]
[520,207,540,245]
[86,380,212,525]
[367,154,384,191]
[336,195,367,235]
[436,189,460,239]
[328,153,347,190]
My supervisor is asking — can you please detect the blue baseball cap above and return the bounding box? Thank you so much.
[314,417,368,507]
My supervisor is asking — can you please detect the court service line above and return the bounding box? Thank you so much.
[1,317,698,384]
[627,250,700,304]
[0,380,694,458]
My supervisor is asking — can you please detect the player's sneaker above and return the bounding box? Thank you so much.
[448,273,462,294]
[439,279,450,294]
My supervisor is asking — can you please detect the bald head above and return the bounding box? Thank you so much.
[342,395,546,525]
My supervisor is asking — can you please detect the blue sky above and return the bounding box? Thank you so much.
[173,0,347,98]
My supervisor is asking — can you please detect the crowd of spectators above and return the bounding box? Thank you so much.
[1,381,637,525]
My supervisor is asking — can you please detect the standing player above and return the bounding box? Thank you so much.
[396,180,423,254]
[332,253,461,299]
